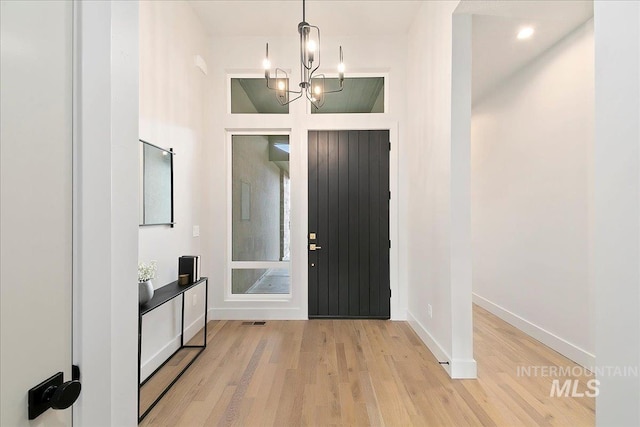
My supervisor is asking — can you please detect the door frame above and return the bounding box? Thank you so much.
[73,1,140,424]
[299,120,401,320]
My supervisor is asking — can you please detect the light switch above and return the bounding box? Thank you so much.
[193,225,200,237]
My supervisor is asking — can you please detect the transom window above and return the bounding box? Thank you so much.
[229,76,385,114]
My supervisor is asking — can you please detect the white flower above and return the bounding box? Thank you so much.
[138,260,157,283]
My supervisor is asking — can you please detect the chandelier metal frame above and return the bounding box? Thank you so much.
[262,0,345,109]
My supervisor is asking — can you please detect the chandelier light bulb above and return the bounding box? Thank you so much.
[307,39,317,53]
[263,58,271,69]
[277,80,285,91]
[338,62,345,73]
[314,86,322,95]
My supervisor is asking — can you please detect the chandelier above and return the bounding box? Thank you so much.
[262,0,345,109]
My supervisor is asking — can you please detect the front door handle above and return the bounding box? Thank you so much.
[309,243,322,251]
[28,367,81,420]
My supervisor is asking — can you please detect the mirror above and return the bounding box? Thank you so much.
[140,140,174,226]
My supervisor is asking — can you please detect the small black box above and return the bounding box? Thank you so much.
[178,255,200,283]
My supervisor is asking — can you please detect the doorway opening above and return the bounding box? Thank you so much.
[453,0,596,388]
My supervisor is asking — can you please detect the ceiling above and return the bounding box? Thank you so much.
[190,0,593,107]
[467,0,593,102]
[189,0,422,37]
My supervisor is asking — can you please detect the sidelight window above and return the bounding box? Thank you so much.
[230,135,291,295]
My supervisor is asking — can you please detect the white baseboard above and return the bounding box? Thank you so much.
[141,336,180,382]
[141,313,206,381]
[393,305,408,321]
[450,358,477,379]
[208,307,407,321]
[406,310,452,377]
[472,293,595,368]
[208,307,305,320]
[184,313,206,343]
[406,310,477,379]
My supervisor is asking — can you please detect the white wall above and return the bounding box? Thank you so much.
[138,0,211,379]
[471,21,595,367]
[594,1,640,425]
[405,0,476,378]
[203,32,407,320]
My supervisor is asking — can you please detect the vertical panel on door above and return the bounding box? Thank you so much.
[347,131,360,316]
[317,131,329,314]
[379,132,391,309]
[337,131,350,316]
[357,131,371,316]
[308,132,319,315]
[369,131,381,316]
[327,131,340,315]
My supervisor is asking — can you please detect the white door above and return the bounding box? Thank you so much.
[1,1,75,425]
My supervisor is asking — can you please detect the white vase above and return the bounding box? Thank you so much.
[139,280,154,305]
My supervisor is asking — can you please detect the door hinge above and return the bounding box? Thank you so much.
[389,240,391,249]
[389,191,391,200]
[389,142,391,151]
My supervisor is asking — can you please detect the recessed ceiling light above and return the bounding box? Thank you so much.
[517,27,535,40]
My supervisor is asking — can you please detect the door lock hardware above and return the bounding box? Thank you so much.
[309,243,322,251]
[28,368,82,420]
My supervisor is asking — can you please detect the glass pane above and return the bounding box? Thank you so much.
[232,268,290,294]
[142,141,173,225]
[232,135,290,261]
[311,77,384,114]
[231,78,289,114]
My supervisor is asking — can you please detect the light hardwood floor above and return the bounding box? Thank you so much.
[140,305,595,426]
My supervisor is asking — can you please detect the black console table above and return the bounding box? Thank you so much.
[138,277,208,422]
